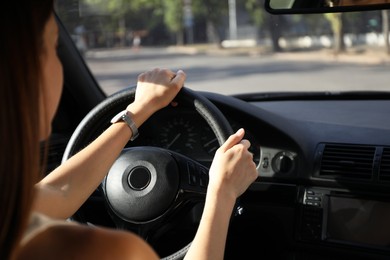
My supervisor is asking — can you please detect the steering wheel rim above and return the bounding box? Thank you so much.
[62,85,233,259]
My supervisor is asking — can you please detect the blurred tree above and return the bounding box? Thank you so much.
[324,13,345,54]
[163,0,185,45]
[83,0,129,46]
[245,0,266,29]
[245,0,284,52]
[192,0,228,46]
[55,0,81,31]
[382,10,390,54]
[82,0,164,46]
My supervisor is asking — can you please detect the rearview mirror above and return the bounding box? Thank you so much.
[265,0,390,14]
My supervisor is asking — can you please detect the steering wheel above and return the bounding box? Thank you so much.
[62,86,233,259]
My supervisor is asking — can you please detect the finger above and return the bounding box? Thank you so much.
[219,128,245,153]
[160,68,176,80]
[239,139,251,150]
[137,72,146,82]
[171,70,186,88]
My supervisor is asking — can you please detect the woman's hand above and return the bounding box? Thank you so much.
[184,128,258,260]
[208,128,258,202]
[129,68,186,118]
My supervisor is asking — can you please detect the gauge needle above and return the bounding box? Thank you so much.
[204,138,217,148]
[166,133,181,149]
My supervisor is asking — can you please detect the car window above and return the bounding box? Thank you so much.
[55,0,390,96]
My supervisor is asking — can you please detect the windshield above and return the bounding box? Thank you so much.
[55,0,390,96]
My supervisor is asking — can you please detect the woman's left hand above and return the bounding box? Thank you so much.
[129,68,186,117]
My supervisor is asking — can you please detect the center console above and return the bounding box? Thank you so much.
[298,187,390,252]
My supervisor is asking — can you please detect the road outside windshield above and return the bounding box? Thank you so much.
[56,0,390,96]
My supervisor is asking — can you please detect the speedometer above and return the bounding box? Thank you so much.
[158,116,198,154]
[201,127,219,156]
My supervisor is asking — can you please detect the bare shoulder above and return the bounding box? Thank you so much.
[17,223,159,260]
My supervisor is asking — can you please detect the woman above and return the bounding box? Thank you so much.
[0,2,258,259]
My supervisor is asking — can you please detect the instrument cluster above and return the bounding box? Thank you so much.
[128,107,260,167]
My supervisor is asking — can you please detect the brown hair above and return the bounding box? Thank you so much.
[0,1,54,259]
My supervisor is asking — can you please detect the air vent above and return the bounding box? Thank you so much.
[379,147,390,181]
[319,144,375,180]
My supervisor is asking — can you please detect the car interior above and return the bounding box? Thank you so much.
[50,0,390,259]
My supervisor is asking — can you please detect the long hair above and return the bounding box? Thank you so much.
[0,2,54,259]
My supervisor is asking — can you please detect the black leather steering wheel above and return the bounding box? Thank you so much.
[62,86,233,259]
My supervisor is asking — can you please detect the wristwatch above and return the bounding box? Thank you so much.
[111,110,139,141]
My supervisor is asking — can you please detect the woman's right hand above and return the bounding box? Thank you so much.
[208,128,258,202]
[184,128,258,260]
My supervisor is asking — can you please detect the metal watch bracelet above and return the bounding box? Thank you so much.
[110,110,139,141]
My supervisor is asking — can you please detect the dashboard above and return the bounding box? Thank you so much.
[132,92,390,259]
[56,85,390,259]
[125,93,390,190]
[205,93,390,259]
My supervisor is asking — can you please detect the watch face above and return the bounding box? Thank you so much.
[111,112,117,123]
[111,110,127,123]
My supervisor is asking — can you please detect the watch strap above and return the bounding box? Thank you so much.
[111,110,139,141]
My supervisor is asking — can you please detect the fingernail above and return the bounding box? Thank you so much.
[236,128,244,135]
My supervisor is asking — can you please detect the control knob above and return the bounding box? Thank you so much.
[272,151,295,174]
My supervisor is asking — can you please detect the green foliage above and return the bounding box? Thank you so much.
[163,0,184,33]
[193,0,228,24]
[245,0,266,27]
[61,0,387,51]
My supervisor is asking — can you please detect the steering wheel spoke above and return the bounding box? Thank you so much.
[172,152,209,196]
